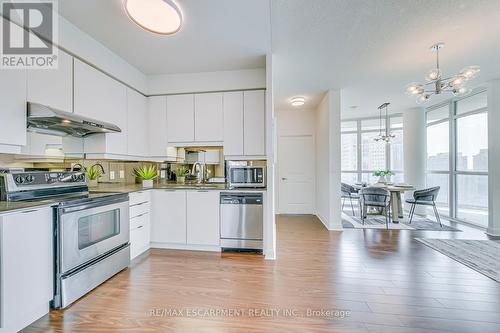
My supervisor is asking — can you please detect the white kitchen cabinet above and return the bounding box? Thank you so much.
[243,90,266,156]
[223,91,244,156]
[73,59,128,155]
[186,191,220,246]
[21,132,64,157]
[127,88,148,156]
[151,190,187,244]
[148,96,168,157]
[0,207,53,332]
[167,94,194,143]
[0,68,26,148]
[194,93,223,142]
[27,50,73,112]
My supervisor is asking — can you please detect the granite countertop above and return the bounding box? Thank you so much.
[89,182,267,193]
[0,183,266,214]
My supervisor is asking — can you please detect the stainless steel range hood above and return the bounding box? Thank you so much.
[27,102,121,138]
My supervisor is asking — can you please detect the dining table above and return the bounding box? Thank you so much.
[354,183,415,223]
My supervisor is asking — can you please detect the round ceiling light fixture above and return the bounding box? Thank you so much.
[290,96,305,107]
[124,0,182,35]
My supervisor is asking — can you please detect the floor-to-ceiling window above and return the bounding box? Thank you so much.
[425,90,488,227]
[341,115,403,184]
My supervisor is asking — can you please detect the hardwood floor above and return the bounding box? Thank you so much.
[24,215,500,333]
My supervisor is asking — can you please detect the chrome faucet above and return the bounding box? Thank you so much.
[89,163,106,175]
[70,163,84,172]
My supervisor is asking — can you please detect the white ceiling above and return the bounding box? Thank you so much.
[271,0,500,117]
[58,0,271,75]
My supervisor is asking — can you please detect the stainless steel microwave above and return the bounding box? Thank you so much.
[226,163,266,188]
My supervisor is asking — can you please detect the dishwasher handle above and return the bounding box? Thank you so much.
[220,193,262,205]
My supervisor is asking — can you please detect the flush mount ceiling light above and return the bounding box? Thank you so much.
[124,0,182,35]
[405,42,480,104]
[290,97,305,107]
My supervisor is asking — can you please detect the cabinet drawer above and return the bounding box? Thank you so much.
[130,221,150,259]
[130,201,150,218]
[130,212,150,230]
[129,191,150,206]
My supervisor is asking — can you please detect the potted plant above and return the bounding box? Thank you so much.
[175,165,188,184]
[86,166,101,187]
[133,165,158,188]
[372,169,394,184]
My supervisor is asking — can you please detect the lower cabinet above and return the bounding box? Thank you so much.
[150,190,220,249]
[186,191,220,246]
[0,207,53,332]
[129,191,151,260]
[150,190,187,244]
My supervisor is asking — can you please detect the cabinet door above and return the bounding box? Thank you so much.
[186,191,220,246]
[27,50,73,112]
[127,88,148,156]
[167,95,194,143]
[74,59,127,155]
[194,93,223,142]
[0,208,52,329]
[243,90,266,156]
[223,91,244,156]
[0,68,26,147]
[148,96,168,157]
[150,190,187,244]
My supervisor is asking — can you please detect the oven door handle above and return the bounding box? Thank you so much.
[59,195,129,214]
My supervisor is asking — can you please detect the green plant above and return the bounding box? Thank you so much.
[133,165,158,180]
[86,166,101,180]
[176,165,188,177]
[372,169,394,177]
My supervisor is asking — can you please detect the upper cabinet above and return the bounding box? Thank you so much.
[0,68,26,148]
[243,90,266,156]
[167,94,194,143]
[27,50,73,112]
[194,93,223,142]
[73,59,128,155]
[223,91,244,156]
[223,90,266,157]
[148,96,168,157]
[127,88,148,156]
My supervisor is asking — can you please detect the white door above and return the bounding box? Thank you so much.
[278,135,315,214]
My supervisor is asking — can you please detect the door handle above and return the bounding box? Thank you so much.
[282,178,287,181]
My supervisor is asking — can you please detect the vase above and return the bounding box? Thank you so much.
[88,179,98,187]
[377,175,386,184]
[177,176,185,184]
[142,179,154,188]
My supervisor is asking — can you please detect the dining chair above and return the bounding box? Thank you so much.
[341,183,360,216]
[359,187,391,229]
[405,186,442,227]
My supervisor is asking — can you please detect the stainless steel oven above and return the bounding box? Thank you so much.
[226,161,266,188]
[54,193,130,309]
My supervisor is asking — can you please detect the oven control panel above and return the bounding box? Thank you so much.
[11,172,86,186]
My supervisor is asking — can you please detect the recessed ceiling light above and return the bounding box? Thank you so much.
[124,0,182,35]
[291,97,305,107]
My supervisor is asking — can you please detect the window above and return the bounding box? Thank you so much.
[341,115,403,185]
[425,90,488,227]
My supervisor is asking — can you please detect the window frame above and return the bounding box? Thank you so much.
[341,113,403,183]
[425,88,488,227]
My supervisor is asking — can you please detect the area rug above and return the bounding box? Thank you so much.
[416,239,500,283]
[342,211,461,231]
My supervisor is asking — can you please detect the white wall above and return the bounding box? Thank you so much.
[315,91,342,230]
[147,69,266,95]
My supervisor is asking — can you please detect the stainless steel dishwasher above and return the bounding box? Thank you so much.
[220,192,263,250]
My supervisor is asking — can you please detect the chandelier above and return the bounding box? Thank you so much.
[374,102,395,143]
[405,42,480,104]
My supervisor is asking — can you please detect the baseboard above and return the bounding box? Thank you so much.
[150,242,221,252]
[315,213,331,230]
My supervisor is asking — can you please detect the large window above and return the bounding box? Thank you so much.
[425,90,488,227]
[341,115,403,184]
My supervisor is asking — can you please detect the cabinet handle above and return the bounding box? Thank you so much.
[131,212,149,219]
[137,225,143,229]
[21,209,38,214]
[197,190,209,192]
[130,201,148,207]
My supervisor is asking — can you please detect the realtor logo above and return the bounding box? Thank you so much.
[1,0,58,68]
